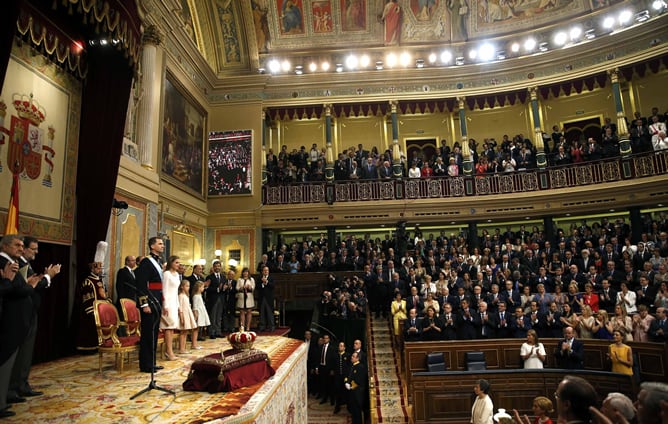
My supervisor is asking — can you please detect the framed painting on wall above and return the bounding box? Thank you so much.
[160,72,205,198]
[207,129,252,196]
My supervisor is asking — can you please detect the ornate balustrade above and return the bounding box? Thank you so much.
[262,151,668,205]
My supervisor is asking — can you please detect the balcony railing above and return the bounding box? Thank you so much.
[262,151,668,205]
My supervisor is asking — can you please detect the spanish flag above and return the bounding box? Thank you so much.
[4,172,19,235]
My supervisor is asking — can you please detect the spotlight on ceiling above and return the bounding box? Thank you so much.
[618,9,633,25]
[428,53,437,63]
[375,60,384,70]
[257,67,266,74]
[510,42,520,53]
[399,52,411,67]
[602,16,616,29]
[496,50,506,60]
[268,59,280,74]
[635,10,650,22]
[478,43,495,61]
[321,61,330,71]
[294,65,303,75]
[281,60,291,72]
[345,54,358,70]
[416,59,425,68]
[538,42,549,52]
[335,63,343,72]
[309,62,317,72]
[440,50,453,64]
[553,31,568,46]
[455,56,465,66]
[360,54,370,68]
[584,29,596,40]
[524,38,537,51]
[386,53,397,68]
[652,0,667,11]
[570,26,583,41]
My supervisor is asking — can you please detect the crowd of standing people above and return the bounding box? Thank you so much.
[265,108,668,184]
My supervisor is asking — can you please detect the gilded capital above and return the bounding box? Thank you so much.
[142,25,163,46]
[324,103,332,117]
[528,87,538,101]
[608,68,620,84]
[457,96,465,110]
[389,100,398,113]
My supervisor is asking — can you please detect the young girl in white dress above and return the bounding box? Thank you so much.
[178,280,199,353]
[191,281,210,342]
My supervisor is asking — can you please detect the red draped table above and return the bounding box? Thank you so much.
[183,349,275,393]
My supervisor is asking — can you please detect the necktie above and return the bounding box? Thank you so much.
[321,344,327,365]
[501,312,505,321]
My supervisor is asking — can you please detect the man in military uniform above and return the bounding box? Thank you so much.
[345,351,368,424]
[135,237,165,373]
[333,341,350,414]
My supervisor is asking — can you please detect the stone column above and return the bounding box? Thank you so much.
[324,103,334,181]
[458,97,473,175]
[609,68,631,157]
[529,87,547,169]
[390,100,402,177]
[136,25,163,170]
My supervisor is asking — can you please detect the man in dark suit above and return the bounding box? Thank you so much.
[635,275,657,310]
[404,308,422,341]
[8,236,60,402]
[345,350,368,424]
[456,299,479,340]
[598,279,617,314]
[205,260,224,338]
[405,286,422,312]
[351,339,367,365]
[361,157,377,180]
[316,333,337,404]
[494,301,512,338]
[441,302,458,340]
[554,326,584,369]
[545,301,564,338]
[257,266,275,331]
[333,341,350,414]
[477,301,497,339]
[135,236,166,373]
[648,307,667,343]
[221,270,237,333]
[115,255,137,306]
[0,235,39,418]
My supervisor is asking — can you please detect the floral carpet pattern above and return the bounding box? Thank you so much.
[369,316,410,423]
[3,331,306,424]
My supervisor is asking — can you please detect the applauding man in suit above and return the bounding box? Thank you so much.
[554,326,584,369]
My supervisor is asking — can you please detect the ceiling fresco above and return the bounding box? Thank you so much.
[175,0,631,76]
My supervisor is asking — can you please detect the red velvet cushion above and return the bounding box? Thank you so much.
[97,303,118,326]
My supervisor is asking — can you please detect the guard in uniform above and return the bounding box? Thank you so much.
[135,237,165,373]
[333,341,350,414]
[345,351,368,424]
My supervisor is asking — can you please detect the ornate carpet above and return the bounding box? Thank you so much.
[3,330,309,423]
[369,316,410,423]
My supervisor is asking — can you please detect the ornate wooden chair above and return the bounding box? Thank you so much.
[119,298,141,337]
[93,300,140,373]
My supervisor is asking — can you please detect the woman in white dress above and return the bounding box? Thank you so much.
[471,379,493,424]
[520,329,546,369]
[160,255,181,360]
[236,267,255,330]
